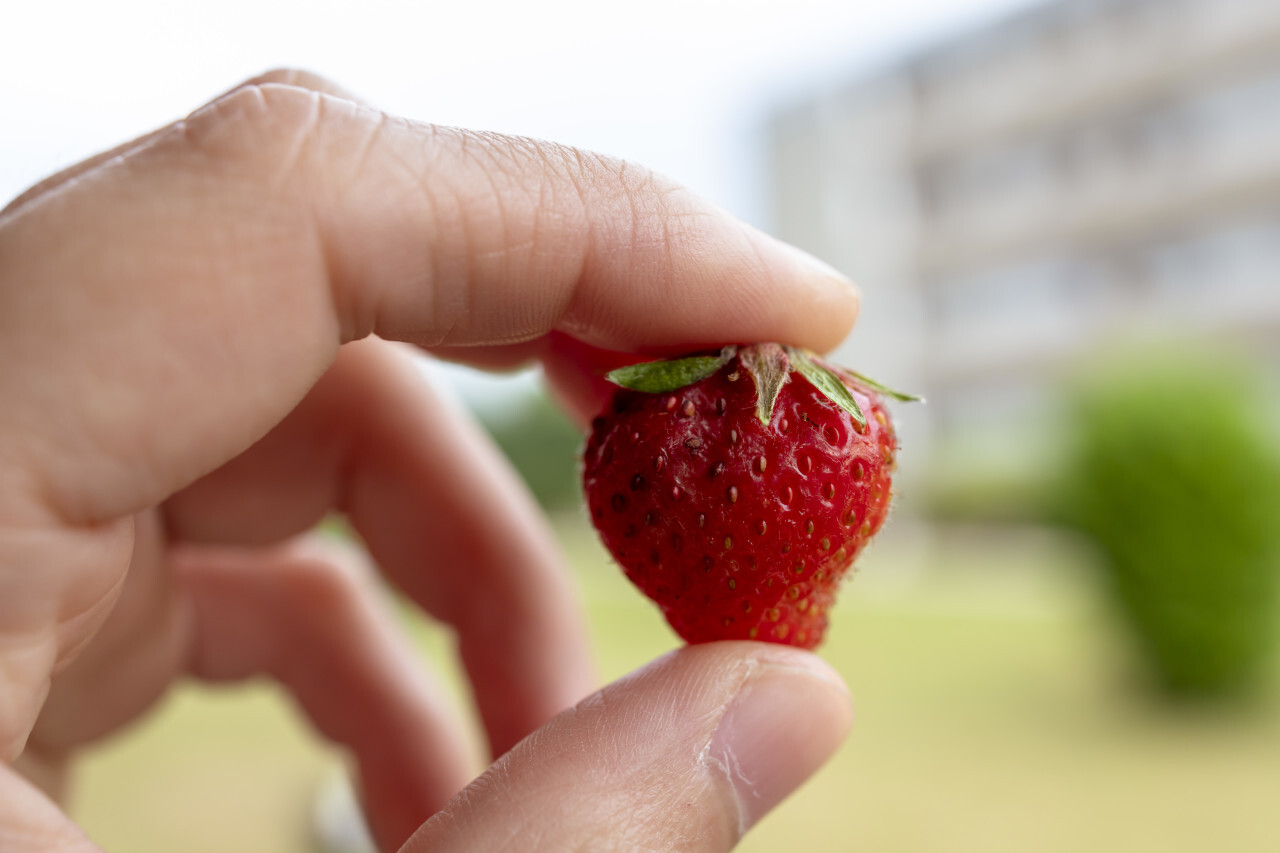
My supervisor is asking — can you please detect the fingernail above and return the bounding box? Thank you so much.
[707,655,852,833]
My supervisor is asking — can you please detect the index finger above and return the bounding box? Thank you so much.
[0,77,858,764]
[0,77,858,524]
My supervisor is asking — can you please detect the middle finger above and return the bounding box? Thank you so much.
[164,337,596,757]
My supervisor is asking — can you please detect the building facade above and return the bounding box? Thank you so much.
[770,0,1280,488]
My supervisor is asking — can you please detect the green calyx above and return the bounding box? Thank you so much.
[791,349,866,428]
[605,343,921,428]
[838,369,925,404]
[605,347,735,393]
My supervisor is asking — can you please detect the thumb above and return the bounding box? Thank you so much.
[403,642,851,852]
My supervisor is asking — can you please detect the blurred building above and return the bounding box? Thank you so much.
[769,0,1280,486]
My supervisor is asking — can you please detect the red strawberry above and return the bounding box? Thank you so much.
[582,343,917,649]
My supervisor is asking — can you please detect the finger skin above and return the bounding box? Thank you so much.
[23,509,181,752]
[0,71,376,765]
[175,538,475,852]
[0,78,857,527]
[27,522,484,853]
[406,643,852,853]
[0,69,857,816]
[164,338,596,756]
[338,343,595,756]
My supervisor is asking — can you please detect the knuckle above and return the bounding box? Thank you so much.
[175,81,386,205]
[183,82,315,153]
[242,67,317,89]
[272,541,370,611]
[176,83,331,191]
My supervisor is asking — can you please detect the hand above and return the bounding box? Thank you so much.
[0,70,857,852]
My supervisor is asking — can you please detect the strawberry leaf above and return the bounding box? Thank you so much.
[842,369,925,403]
[739,343,792,425]
[606,348,735,393]
[791,350,867,429]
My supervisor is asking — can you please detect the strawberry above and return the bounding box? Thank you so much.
[581,343,917,649]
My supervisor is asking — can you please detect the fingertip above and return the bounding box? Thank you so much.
[705,645,852,833]
[403,642,848,852]
[759,232,861,354]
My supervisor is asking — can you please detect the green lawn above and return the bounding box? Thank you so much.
[71,517,1280,852]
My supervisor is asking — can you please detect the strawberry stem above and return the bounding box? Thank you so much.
[739,343,792,425]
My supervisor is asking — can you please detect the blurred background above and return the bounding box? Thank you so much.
[6,0,1280,850]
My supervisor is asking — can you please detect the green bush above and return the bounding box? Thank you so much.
[1061,355,1280,699]
[481,389,585,511]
